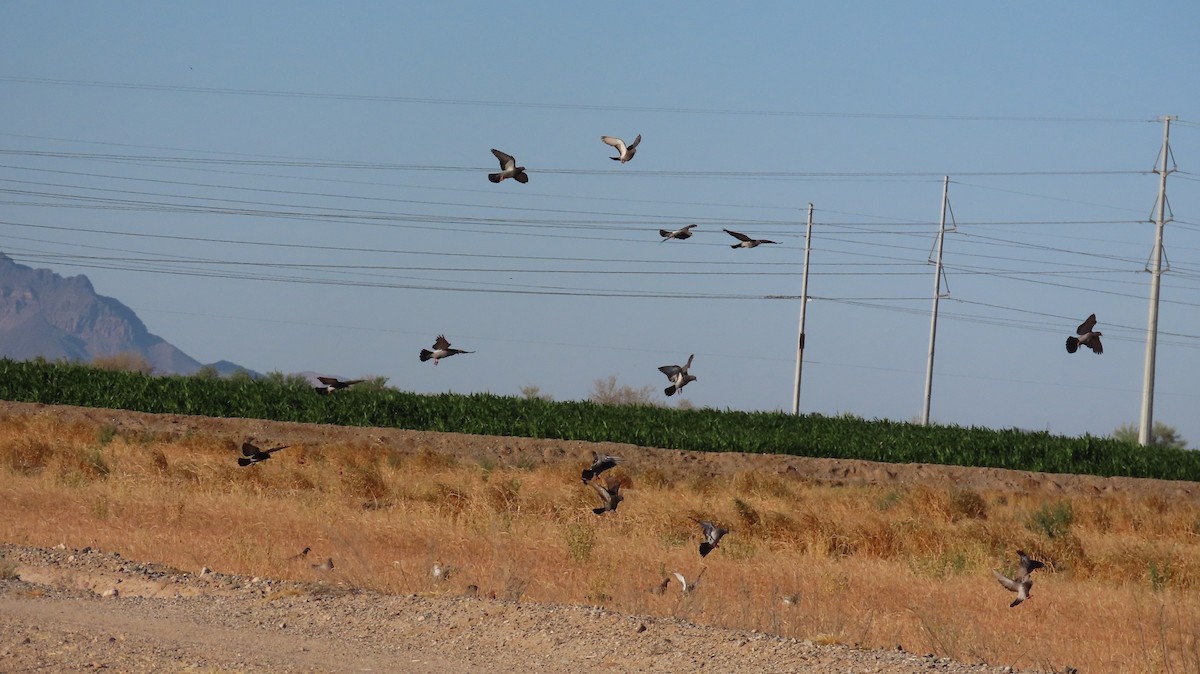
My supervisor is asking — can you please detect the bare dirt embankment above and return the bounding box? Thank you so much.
[2,400,1193,673]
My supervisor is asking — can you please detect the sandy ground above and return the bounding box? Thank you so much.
[5,399,1188,672]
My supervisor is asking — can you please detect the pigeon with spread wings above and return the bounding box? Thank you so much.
[589,477,625,515]
[601,134,641,163]
[659,224,697,241]
[488,149,529,184]
[659,354,697,397]
[237,441,290,467]
[420,335,474,365]
[1065,314,1103,354]
[993,550,1045,607]
[581,451,621,483]
[724,229,778,249]
[692,518,729,557]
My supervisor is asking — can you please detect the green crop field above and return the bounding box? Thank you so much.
[1,357,1195,480]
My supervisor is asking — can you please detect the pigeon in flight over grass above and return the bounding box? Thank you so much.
[581,451,621,483]
[659,354,697,397]
[724,229,779,249]
[236,441,290,467]
[420,334,474,365]
[287,546,311,562]
[315,376,364,394]
[1066,314,1103,355]
[601,134,641,163]
[993,550,1045,607]
[488,149,529,184]
[589,477,625,515]
[659,225,697,241]
[693,518,728,557]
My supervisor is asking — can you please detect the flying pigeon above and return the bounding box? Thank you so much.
[581,451,622,483]
[724,229,779,249]
[993,550,1045,607]
[672,568,706,595]
[659,225,697,241]
[419,334,474,365]
[314,376,364,395]
[236,441,290,467]
[601,134,641,163]
[589,477,625,515]
[659,354,697,397]
[488,148,529,184]
[1066,314,1103,355]
[693,518,728,557]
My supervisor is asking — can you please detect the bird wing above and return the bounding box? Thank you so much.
[491,149,516,170]
[589,479,613,504]
[993,570,1020,592]
[1017,552,1045,576]
[433,334,451,350]
[1076,313,1097,335]
[672,572,688,592]
[683,354,694,372]
[724,229,751,242]
[1089,335,1103,354]
[627,134,641,150]
[317,376,339,385]
[241,442,260,457]
[600,135,627,154]
[659,364,682,378]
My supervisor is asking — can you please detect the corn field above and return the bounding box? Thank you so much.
[1,357,1196,480]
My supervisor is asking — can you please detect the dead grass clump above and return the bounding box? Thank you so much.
[57,446,110,485]
[1038,532,1091,576]
[486,476,522,513]
[1026,501,1074,539]
[339,462,390,503]
[732,470,792,499]
[565,523,596,564]
[732,497,761,529]
[638,466,674,489]
[411,446,459,471]
[4,437,55,476]
[948,489,988,521]
[147,447,169,473]
[907,485,952,522]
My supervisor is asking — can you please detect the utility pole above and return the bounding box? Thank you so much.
[792,202,814,415]
[1139,116,1176,445]
[921,177,951,426]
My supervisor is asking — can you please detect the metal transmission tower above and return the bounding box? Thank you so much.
[1139,116,1177,446]
[792,203,814,415]
[921,176,954,426]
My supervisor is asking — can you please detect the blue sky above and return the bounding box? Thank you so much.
[3,3,1199,446]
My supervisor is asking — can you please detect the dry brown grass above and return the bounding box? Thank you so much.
[2,412,1199,673]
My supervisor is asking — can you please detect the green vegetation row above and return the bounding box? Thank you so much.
[2,358,1197,481]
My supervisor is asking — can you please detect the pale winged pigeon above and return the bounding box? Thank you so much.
[659,225,697,241]
[601,134,641,163]
[589,477,625,515]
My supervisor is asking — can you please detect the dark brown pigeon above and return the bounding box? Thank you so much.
[1066,314,1103,354]
[237,441,289,467]
[659,225,697,241]
[420,334,474,365]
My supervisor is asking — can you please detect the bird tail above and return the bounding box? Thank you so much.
[1065,336,1079,353]
[593,507,609,515]
[237,457,253,467]
[730,243,741,249]
[1009,597,1023,608]
[659,230,672,238]
[581,470,594,482]
[419,349,433,362]
[699,542,715,557]
[488,173,502,183]
[664,385,676,397]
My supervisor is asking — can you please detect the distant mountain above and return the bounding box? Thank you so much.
[0,253,257,376]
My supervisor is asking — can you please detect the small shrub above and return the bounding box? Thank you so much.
[949,489,988,521]
[1028,501,1074,539]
